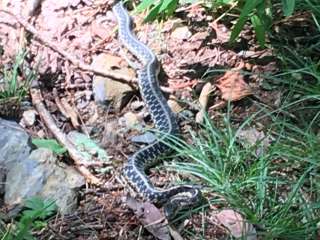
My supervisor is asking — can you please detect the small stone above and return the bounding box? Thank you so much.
[91,54,135,110]
[167,99,183,113]
[21,109,37,127]
[0,118,85,217]
[130,132,157,144]
[122,112,139,129]
[171,26,192,40]
[130,100,145,111]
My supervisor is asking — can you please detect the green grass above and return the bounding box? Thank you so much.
[0,50,35,105]
[164,23,319,238]
[165,109,319,238]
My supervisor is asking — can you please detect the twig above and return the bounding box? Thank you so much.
[0,10,135,87]
[30,87,101,185]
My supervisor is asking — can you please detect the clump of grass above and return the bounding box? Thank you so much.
[167,111,319,239]
[164,18,320,235]
[165,30,320,235]
[0,51,34,101]
[0,50,36,118]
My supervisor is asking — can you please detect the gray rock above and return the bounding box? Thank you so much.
[0,119,85,216]
[5,148,85,215]
[91,54,135,110]
[0,119,31,168]
[130,132,157,144]
[119,112,140,129]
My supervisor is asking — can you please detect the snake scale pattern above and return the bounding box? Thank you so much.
[112,1,202,217]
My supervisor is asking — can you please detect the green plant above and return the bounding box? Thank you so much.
[0,50,35,104]
[132,0,301,47]
[163,111,319,238]
[2,197,57,240]
[228,0,271,47]
[32,138,67,155]
[135,0,179,21]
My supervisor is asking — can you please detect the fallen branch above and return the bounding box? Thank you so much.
[30,87,101,185]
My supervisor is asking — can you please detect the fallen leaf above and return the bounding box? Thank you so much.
[215,209,257,240]
[60,98,80,128]
[216,71,252,102]
[167,97,183,113]
[126,196,170,240]
[236,128,271,157]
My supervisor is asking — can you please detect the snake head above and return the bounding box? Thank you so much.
[163,188,204,220]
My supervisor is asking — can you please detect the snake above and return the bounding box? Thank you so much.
[112,1,202,218]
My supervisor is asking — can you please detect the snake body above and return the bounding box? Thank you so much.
[112,2,202,217]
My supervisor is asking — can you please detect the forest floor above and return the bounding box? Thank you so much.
[0,0,319,239]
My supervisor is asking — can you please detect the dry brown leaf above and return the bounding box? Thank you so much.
[60,98,80,128]
[216,71,252,101]
[126,197,170,240]
[167,97,183,113]
[215,209,257,239]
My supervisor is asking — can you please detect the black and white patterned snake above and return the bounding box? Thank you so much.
[112,1,202,218]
